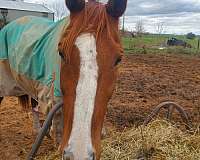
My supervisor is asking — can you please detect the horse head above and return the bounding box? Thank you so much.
[58,0,127,159]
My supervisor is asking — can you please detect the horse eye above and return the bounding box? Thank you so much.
[114,57,122,66]
[59,52,65,60]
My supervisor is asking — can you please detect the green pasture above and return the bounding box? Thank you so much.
[122,34,200,55]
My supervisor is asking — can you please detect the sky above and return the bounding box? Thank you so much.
[24,0,200,35]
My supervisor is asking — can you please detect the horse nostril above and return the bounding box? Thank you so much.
[63,150,74,160]
[89,152,95,160]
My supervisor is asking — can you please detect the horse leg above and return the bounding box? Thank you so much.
[18,95,41,134]
[52,107,63,146]
[18,95,29,110]
[0,97,3,105]
[31,98,41,134]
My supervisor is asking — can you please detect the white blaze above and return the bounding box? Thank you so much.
[66,33,98,159]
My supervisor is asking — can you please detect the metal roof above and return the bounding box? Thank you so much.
[0,0,54,13]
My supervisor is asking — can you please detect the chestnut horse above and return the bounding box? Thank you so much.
[59,0,127,159]
[0,0,127,159]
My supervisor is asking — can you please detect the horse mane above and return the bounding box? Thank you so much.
[59,1,123,61]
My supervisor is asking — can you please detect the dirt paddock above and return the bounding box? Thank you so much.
[0,53,200,159]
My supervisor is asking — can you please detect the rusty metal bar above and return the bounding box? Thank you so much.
[143,101,192,130]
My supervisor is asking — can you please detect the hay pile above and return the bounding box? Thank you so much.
[102,120,200,160]
[37,120,200,160]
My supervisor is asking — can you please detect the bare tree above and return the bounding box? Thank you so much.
[40,0,67,21]
[155,21,165,35]
[49,1,67,21]
[135,19,145,36]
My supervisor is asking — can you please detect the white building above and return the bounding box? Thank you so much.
[0,0,54,29]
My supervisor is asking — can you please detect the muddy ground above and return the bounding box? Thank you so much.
[0,53,200,160]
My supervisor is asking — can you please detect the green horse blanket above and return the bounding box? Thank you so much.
[0,16,69,112]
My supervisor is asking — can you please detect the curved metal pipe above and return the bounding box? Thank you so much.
[27,101,63,160]
[143,101,193,130]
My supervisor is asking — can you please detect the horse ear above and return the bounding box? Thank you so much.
[106,0,127,18]
[65,0,85,13]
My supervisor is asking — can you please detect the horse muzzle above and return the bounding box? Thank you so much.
[62,149,95,160]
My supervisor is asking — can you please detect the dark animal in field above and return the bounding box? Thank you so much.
[167,37,192,48]
[186,32,196,39]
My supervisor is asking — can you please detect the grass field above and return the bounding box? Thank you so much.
[122,34,200,55]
